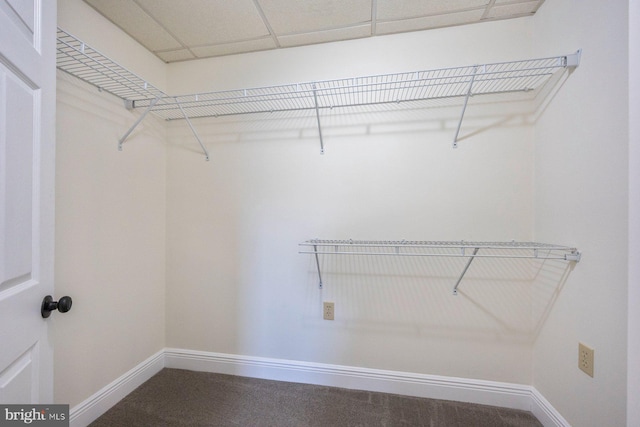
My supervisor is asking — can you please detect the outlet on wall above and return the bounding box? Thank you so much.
[323,302,334,320]
[579,342,594,377]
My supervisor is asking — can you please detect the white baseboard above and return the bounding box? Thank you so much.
[530,388,571,427]
[69,350,165,427]
[70,348,569,427]
[165,348,567,424]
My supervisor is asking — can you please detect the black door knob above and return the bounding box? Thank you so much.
[41,295,73,318]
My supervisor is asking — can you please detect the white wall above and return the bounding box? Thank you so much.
[54,1,167,408]
[164,19,544,385]
[531,1,629,426]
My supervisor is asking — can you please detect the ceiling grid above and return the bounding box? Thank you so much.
[84,0,545,62]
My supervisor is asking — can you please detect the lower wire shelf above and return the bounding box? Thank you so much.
[299,239,581,295]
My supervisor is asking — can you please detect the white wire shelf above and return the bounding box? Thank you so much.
[56,28,166,102]
[56,27,580,157]
[136,57,571,120]
[299,239,581,295]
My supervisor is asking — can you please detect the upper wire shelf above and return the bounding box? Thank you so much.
[56,28,580,121]
[299,239,581,295]
[56,27,580,157]
[136,56,577,121]
[56,28,166,102]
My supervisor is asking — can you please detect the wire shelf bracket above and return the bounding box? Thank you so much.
[312,85,325,154]
[175,97,210,161]
[56,28,212,160]
[57,27,581,158]
[453,65,480,148]
[452,247,480,295]
[118,96,161,151]
[299,239,581,294]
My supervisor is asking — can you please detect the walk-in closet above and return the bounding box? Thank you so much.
[12,0,633,425]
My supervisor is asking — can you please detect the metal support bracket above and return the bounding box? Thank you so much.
[453,66,480,148]
[563,49,582,68]
[452,247,480,295]
[313,244,323,289]
[118,96,161,151]
[175,98,210,162]
[565,251,582,262]
[312,85,325,154]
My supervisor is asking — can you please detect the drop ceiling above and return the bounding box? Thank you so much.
[84,0,545,63]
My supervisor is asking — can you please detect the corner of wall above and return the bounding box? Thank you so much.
[530,0,629,425]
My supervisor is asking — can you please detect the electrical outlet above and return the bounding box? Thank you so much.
[579,342,594,377]
[323,302,334,320]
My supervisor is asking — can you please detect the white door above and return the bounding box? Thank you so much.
[0,0,57,403]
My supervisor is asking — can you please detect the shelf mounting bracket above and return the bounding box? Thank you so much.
[313,244,323,289]
[452,247,480,295]
[312,85,325,155]
[175,98,210,162]
[563,49,582,68]
[118,96,161,151]
[565,250,582,262]
[453,66,480,148]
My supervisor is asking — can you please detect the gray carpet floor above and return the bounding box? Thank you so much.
[90,368,542,426]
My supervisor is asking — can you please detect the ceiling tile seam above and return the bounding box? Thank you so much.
[371,0,377,36]
[532,0,545,13]
[252,0,281,48]
[80,7,163,56]
[375,5,498,24]
[481,0,498,20]
[482,12,540,21]
[494,0,543,6]
[515,0,545,14]
[132,0,197,59]
[273,21,373,38]
[152,35,277,53]
[162,47,279,62]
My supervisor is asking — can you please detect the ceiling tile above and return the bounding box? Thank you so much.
[376,9,485,35]
[81,0,547,62]
[277,24,371,48]
[191,38,278,58]
[258,0,371,34]
[376,0,489,21]
[85,0,182,51]
[155,49,197,63]
[135,0,270,45]
[485,1,541,19]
